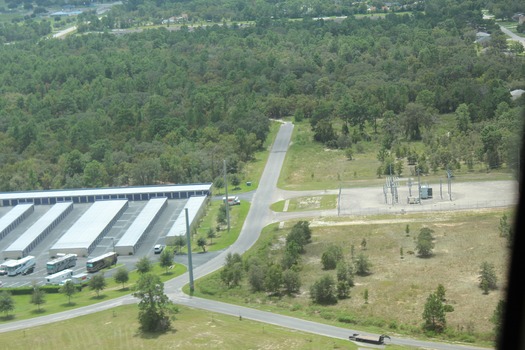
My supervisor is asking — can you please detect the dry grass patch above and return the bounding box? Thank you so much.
[194,207,512,345]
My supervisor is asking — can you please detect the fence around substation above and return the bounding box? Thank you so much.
[340,199,518,216]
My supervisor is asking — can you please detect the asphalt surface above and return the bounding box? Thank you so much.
[0,121,513,350]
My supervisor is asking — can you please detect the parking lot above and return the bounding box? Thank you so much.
[0,199,188,288]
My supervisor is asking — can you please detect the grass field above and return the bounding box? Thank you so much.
[280,120,515,191]
[191,208,511,347]
[271,195,338,212]
[0,264,186,323]
[0,304,366,350]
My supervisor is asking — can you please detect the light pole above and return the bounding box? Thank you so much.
[224,159,230,232]
[185,208,194,293]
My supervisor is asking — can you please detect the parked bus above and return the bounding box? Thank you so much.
[86,251,117,273]
[46,269,74,285]
[46,253,77,274]
[4,256,35,276]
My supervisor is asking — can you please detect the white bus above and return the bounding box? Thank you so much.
[46,253,77,274]
[3,256,35,276]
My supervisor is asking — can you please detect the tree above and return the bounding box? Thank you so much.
[89,273,107,298]
[321,244,344,270]
[133,273,176,333]
[264,264,283,295]
[114,267,130,289]
[136,256,152,274]
[207,227,216,244]
[282,269,301,295]
[60,280,76,305]
[310,274,338,305]
[30,283,46,312]
[355,253,372,276]
[455,103,471,134]
[416,227,435,258]
[0,291,14,317]
[220,253,243,288]
[479,261,498,293]
[197,236,207,252]
[422,286,454,333]
[173,235,186,254]
[248,263,266,292]
[401,103,435,141]
[159,247,174,273]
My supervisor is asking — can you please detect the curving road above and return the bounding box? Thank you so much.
[499,25,525,48]
[0,122,500,349]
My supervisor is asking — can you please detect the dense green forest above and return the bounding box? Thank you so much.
[0,0,524,191]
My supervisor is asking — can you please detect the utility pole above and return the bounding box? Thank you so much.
[338,185,341,216]
[224,159,230,232]
[417,168,421,204]
[185,208,194,293]
[447,169,452,201]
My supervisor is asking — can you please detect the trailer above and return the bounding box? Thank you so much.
[4,256,35,276]
[45,268,74,285]
[71,273,91,285]
[46,253,77,274]
[222,196,240,206]
[349,333,390,345]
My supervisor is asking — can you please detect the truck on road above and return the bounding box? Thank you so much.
[349,333,390,345]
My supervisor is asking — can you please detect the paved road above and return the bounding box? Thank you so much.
[499,25,525,48]
[0,122,503,349]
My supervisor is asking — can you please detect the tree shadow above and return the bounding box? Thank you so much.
[90,294,107,301]
[162,271,174,276]
[30,309,46,315]
[136,328,178,339]
[118,287,130,292]
[61,302,77,307]
[0,314,15,321]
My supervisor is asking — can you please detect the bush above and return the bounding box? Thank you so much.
[338,315,357,324]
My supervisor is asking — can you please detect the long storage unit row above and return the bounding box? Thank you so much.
[115,197,168,255]
[0,184,212,207]
[3,202,74,260]
[165,196,208,246]
[49,200,129,257]
[0,203,34,240]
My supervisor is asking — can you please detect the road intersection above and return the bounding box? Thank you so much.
[0,121,514,349]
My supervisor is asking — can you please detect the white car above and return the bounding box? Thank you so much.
[154,244,165,254]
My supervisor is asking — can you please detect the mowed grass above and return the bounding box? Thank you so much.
[0,264,186,323]
[280,120,515,191]
[271,195,338,212]
[192,208,511,346]
[0,304,361,350]
[188,199,249,253]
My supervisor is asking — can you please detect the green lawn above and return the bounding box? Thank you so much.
[0,263,186,323]
[0,303,375,350]
[270,195,337,212]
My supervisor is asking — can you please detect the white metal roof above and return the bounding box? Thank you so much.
[116,197,168,247]
[50,200,128,251]
[166,196,207,238]
[4,202,73,254]
[0,203,34,232]
[0,184,211,201]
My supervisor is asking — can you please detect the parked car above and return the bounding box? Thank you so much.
[154,244,165,254]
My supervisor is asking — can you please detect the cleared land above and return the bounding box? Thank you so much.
[194,207,511,345]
